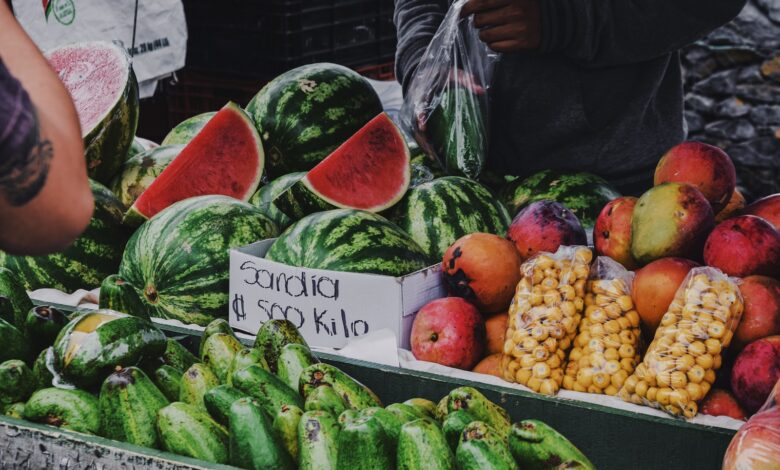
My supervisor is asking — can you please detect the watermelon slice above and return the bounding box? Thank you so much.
[125,102,264,225]
[275,113,411,219]
[46,41,139,185]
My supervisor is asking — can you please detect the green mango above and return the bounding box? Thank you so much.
[24,388,100,434]
[229,397,295,470]
[179,363,219,410]
[273,404,304,463]
[226,347,269,386]
[0,267,34,327]
[336,413,394,470]
[201,333,244,383]
[448,387,510,441]
[435,395,450,421]
[397,418,454,470]
[403,398,438,420]
[99,274,150,319]
[360,407,403,448]
[338,409,359,427]
[199,319,237,357]
[0,317,28,362]
[385,403,430,424]
[509,419,596,470]
[0,360,35,407]
[305,384,347,417]
[253,319,307,373]
[277,343,319,391]
[203,384,247,426]
[157,401,229,464]
[300,363,381,411]
[456,421,518,470]
[32,348,54,390]
[161,338,198,372]
[232,364,303,416]
[152,364,183,402]
[299,410,340,470]
[443,410,476,451]
[4,402,25,419]
[99,366,169,448]
[24,306,68,351]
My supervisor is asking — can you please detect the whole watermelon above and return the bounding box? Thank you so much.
[119,195,279,326]
[248,172,306,231]
[393,177,511,262]
[110,145,182,208]
[161,112,216,146]
[266,209,429,276]
[0,180,129,292]
[501,170,622,227]
[246,63,382,178]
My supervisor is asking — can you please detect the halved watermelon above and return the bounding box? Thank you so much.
[125,102,264,225]
[275,113,410,219]
[46,41,139,185]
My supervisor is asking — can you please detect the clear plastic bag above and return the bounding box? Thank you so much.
[500,246,593,395]
[722,379,780,469]
[563,257,643,396]
[400,0,497,180]
[619,267,743,418]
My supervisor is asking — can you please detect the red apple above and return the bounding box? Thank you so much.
[704,215,780,278]
[742,194,780,230]
[735,276,780,351]
[411,298,486,370]
[731,336,780,414]
[700,389,747,420]
[593,197,639,269]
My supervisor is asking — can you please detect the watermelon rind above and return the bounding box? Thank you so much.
[266,209,429,277]
[161,112,216,146]
[249,172,307,231]
[0,180,130,293]
[124,102,264,226]
[118,195,279,326]
[47,41,140,185]
[110,145,182,209]
[393,176,511,262]
[246,63,383,179]
[501,170,622,227]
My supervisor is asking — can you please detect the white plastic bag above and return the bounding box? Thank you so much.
[400,0,498,179]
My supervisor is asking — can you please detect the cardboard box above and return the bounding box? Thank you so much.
[228,240,445,349]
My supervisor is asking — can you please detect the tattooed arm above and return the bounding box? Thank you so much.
[0,3,93,255]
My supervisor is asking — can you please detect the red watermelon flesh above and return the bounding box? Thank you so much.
[303,113,410,211]
[126,102,264,222]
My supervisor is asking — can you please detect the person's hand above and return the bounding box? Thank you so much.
[460,0,541,53]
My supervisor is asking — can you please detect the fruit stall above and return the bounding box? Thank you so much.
[3,2,780,470]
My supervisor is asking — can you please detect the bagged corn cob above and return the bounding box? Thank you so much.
[501,246,592,395]
[563,257,643,396]
[619,267,743,418]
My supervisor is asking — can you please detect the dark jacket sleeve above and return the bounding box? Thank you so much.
[394,0,449,92]
[540,0,748,67]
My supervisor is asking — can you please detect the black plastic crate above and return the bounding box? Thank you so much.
[183,0,397,79]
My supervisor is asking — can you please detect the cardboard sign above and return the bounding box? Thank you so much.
[229,240,445,349]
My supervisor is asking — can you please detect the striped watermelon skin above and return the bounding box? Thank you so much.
[0,180,129,292]
[99,274,149,319]
[266,209,429,277]
[249,172,306,231]
[246,63,382,179]
[501,170,622,227]
[119,196,279,326]
[161,112,216,146]
[393,176,511,262]
[110,145,182,208]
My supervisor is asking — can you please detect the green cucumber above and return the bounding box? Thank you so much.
[305,384,347,417]
[254,319,307,373]
[200,333,244,383]
[99,366,169,448]
[443,410,476,451]
[203,384,247,426]
[157,401,229,464]
[509,419,595,470]
[24,388,100,434]
[226,348,269,386]
[300,363,381,410]
[24,306,68,351]
[278,343,319,391]
[179,363,219,410]
[153,365,183,402]
[456,421,518,470]
[336,413,394,470]
[0,318,28,363]
[403,398,438,420]
[299,410,340,470]
[199,319,237,357]
[448,387,510,441]
[397,418,454,470]
[0,360,35,407]
[273,404,304,462]
[4,402,25,419]
[161,338,198,372]
[229,397,295,470]
[232,364,304,416]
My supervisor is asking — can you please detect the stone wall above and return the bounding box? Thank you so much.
[683,0,780,200]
